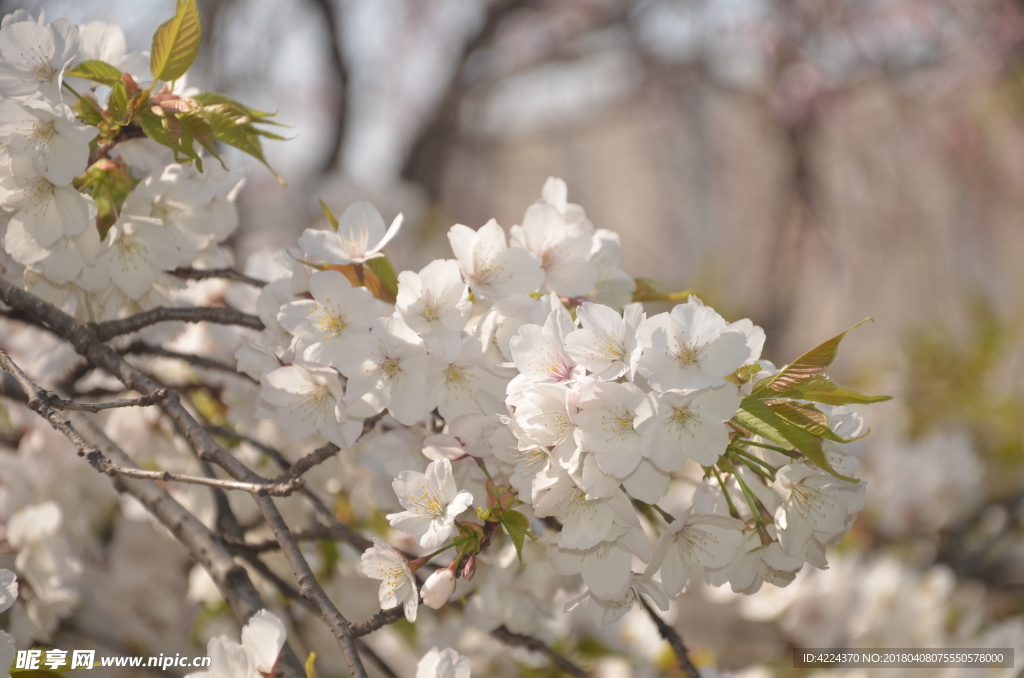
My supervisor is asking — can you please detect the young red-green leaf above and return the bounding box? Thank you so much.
[499,509,536,564]
[139,110,171,147]
[365,256,399,299]
[752,319,871,397]
[106,82,130,125]
[150,0,202,82]
[191,92,280,120]
[767,373,892,406]
[767,401,867,444]
[205,107,283,183]
[73,94,104,127]
[64,59,123,87]
[733,397,857,482]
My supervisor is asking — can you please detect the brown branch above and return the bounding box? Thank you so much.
[491,626,590,678]
[94,306,264,341]
[306,0,348,172]
[121,340,257,383]
[0,347,305,678]
[46,388,170,413]
[642,599,700,678]
[170,267,267,287]
[0,279,367,678]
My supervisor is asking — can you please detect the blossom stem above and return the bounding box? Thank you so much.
[741,439,799,457]
[712,468,741,520]
[407,543,455,571]
[733,471,774,526]
[651,503,676,524]
[730,449,776,480]
[62,81,83,100]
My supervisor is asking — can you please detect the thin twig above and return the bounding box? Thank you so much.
[490,626,590,678]
[170,267,267,288]
[94,306,264,341]
[0,346,305,678]
[0,279,367,678]
[642,599,700,678]
[46,388,170,413]
[121,341,257,383]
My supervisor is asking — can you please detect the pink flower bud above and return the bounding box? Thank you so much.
[421,568,456,609]
[462,556,476,581]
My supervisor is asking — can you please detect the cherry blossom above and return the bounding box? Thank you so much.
[361,538,419,622]
[447,219,544,299]
[298,201,402,265]
[386,457,474,548]
[416,647,471,678]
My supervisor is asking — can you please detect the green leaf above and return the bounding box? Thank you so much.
[205,108,283,183]
[73,94,104,126]
[65,59,123,86]
[191,92,278,119]
[499,510,535,564]
[767,401,866,444]
[767,373,892,406]
[752,319,872,397]
[304,652,317,678]
[150,0,203,82]
[139,111,172,147]
[106,82,129,125]
[319,199,339,230]
[732,397,857,482]
[365,256,399,298]
[178,109,225,169]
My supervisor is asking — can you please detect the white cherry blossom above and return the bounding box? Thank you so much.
[277,269,378,367]
[510,200,597,297]
[637,298,756,391]
[257,364,362,448]
[648,508,746,597]
[387,457,474,548]
[360,538,418,622]
[772,463,864,557]
[0,157,92,247]
[635,385,741,471]
[0,97,97,185]
[565,302,643,380]
[574,380,647,478]
[416,647,471,678]
[426,335,509,421]
[298,201,402,265]
[96,215,182,299]
[447,219,543,299]
[421,568,457,609]
[565,573,669,626]
[334,316,430,425]
[396,258,471,346]
[0,18,80,99]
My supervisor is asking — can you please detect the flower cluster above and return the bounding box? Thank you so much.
[0,12,244,320]
[0,5,895,676]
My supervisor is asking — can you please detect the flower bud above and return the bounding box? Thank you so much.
[421,568,456,609]
[462,555,476,581]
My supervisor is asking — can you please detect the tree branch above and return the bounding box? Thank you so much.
[94,306,264,341]
[642,599,700,678]
[121,340,257,383]
[0,279,367,678]
[46,388,170,413]
[170,267,267,287]
[491,626,590,678]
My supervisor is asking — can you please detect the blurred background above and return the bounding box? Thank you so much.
[4,0,1024,675]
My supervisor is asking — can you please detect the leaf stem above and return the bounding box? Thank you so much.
[712,468,741,520]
